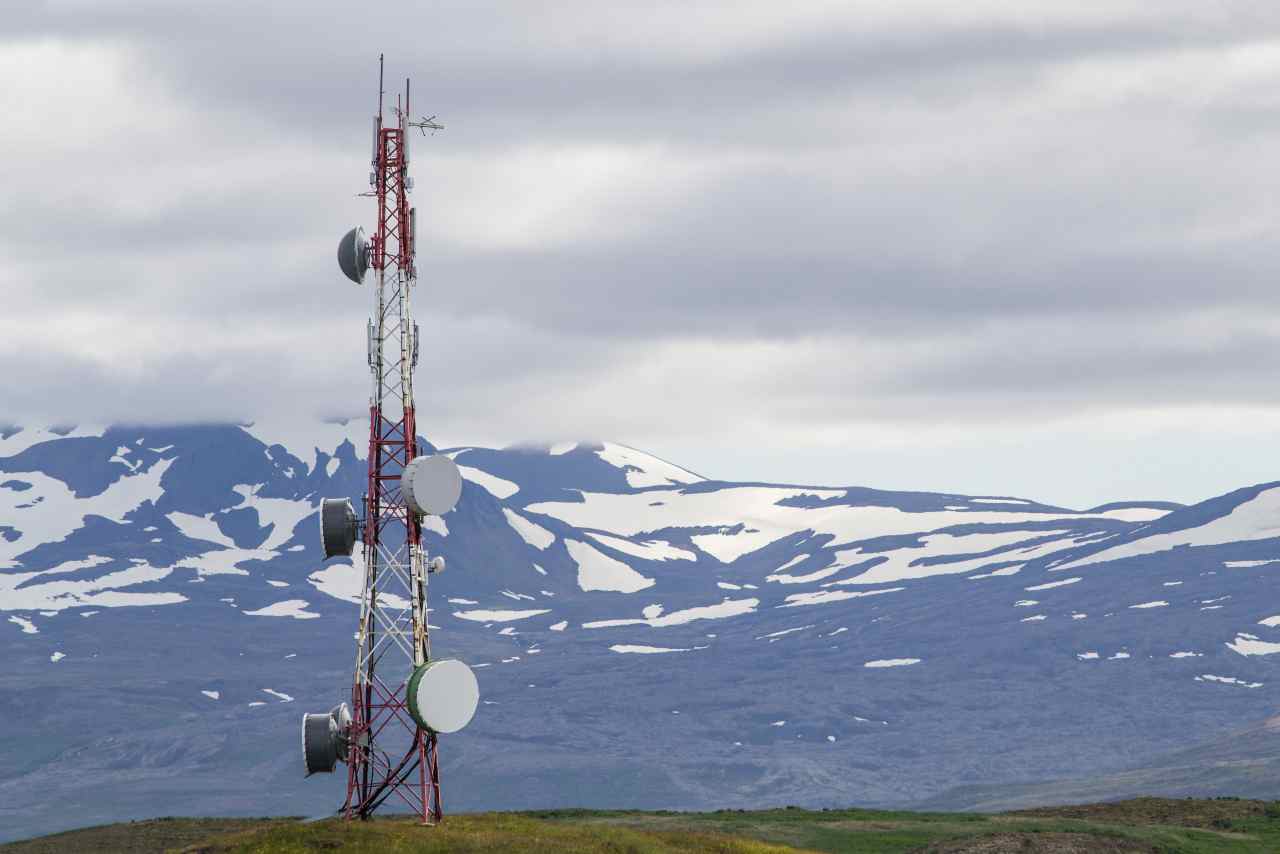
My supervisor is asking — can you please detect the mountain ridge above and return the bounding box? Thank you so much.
[2,422,1279,843]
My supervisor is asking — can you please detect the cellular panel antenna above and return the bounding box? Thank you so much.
[301,55,479,825]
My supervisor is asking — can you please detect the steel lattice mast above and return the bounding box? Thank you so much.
[304,55,471,825]
[345,55,438,822]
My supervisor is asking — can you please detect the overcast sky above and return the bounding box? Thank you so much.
[6,2,1280,508]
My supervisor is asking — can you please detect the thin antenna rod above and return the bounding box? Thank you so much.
[378,54,385,121]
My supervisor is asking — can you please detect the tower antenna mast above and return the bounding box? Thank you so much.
[303,57,478,826]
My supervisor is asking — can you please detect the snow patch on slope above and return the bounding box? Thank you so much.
[1197,674,1263,688]
[609,644,702,654]
[228,484,315,551]
[306,554,407,610]
[503,508,554,550]
[458,466,519,499]
[584,597,758,628]
[692,528,787,563]
[1058,488,1280,569]
[239,420,364,475]
[1227,634,1280,657]
[168,512,236,548]
[831,531,1075,586]
[780,587,904,608]
[584,531,695,561]
[454,608,551,622]
[8,615,37,634]
[596,442,703,488]
[565,539,654,593]
[767,564,844,584]
[0,425,104,458]
[243,599,320,620]
[0,459,174,570]
[1025,576,1082,591]
[1,561,187,613]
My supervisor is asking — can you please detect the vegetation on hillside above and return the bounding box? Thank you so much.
[5,798,1280,853]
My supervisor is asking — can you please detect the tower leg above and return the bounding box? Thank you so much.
[426,730,442,823]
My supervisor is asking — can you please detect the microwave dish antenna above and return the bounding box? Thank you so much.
[408,659,479,733]
[303,704,353,776]
[337,227,370,284]
[402,455,462,517]
[319,498,359,559]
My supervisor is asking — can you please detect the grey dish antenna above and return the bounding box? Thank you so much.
[337,226,370,284]
[319,498,359,559]
[401,455,462,517]
[302,703,352,776]
[407,660,479,733]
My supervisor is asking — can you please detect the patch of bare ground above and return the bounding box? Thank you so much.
[917,832,1156,853]
[1010,796,1273,829]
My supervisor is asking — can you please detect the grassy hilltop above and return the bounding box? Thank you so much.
[6,799,1280,853]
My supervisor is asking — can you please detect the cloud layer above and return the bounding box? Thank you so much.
[6,3,1280,506]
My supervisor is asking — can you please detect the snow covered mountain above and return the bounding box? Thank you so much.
[3,422,1280,841]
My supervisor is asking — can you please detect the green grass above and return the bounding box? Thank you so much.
[7,798,1280,853]
[184,813,804,853]
[0,818,298,854]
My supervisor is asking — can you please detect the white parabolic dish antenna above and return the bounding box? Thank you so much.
[402,455,463,517]
[408,659,479,733]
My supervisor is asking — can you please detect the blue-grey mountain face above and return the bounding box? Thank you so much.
[2,423,1279,842]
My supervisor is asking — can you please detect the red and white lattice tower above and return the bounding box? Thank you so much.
[349,57,435,823]
[303,56,474,826]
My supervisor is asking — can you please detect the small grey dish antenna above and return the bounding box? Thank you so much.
[407,659,479,733]
[301,703,351,776]
[401,455,462,517]
[319,498,359,559]
[337,226,370,284]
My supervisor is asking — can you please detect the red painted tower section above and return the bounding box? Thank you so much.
[342,60,440,823]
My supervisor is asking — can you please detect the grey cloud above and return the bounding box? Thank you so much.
[8,3,1280,507]
[9,4,1276,147]
[411,236,1280,339]
[883,325,1280,407]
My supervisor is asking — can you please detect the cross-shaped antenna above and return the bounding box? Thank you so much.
[409,115,444,136]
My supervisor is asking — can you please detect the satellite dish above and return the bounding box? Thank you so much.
[301,703,351,776]
[319,498,359,559]
[401,455,462,517]
[407,659,479,734]
[337,226,370,284]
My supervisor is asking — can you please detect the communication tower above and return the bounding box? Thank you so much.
[300,56,479,825]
